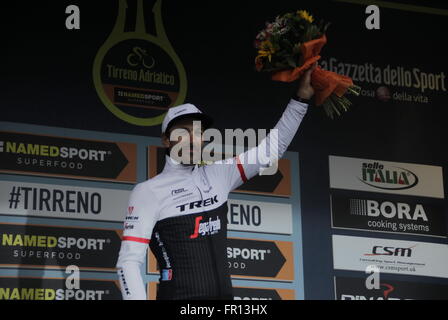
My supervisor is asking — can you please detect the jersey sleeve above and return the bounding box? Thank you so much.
[116,182,159,300]
[207,99,308,192]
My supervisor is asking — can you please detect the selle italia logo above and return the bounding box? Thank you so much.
[359,162,418,190]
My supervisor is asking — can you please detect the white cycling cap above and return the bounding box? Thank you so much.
[161,103,213,134]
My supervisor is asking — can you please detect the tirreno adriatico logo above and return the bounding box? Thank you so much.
[92,0,187,127]
[359,161,419,191]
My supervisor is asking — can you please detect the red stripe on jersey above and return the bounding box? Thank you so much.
[123,236,150,244]
[236,156,248,183]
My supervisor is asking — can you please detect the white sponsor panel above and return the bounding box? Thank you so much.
[329,156,444,198]
[227,199,292,234]
[333,235,448,278]
[0,180,130,222]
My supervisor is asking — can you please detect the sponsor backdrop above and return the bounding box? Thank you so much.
[0,123,303,300]
[2,0,448,299]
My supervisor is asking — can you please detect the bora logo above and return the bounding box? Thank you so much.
[93,0,187,126]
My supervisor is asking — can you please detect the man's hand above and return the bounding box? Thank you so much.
[296,62,317,100]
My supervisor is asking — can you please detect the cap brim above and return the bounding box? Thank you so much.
[164,113,213,134]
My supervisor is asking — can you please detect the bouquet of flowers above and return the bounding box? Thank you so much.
[254,10,361,119]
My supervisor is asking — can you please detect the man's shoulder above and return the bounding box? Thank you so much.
[132,176,159,194]
[133,170,174,192]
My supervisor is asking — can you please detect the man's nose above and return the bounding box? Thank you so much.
[191,131,202,144]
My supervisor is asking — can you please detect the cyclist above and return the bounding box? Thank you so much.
[116,63,316,300]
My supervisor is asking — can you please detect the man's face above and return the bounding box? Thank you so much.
[162,117,205,165]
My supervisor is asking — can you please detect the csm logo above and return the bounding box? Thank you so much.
[364,245,416,257]
[350,199,428,221]
[359,162,418,190]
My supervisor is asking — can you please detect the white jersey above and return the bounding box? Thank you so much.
[116,99,308,300]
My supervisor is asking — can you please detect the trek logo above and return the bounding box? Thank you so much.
[125,206,139,222]
[364,245,416,257]
[174,108,187,116]
[359,162,418,190]
[119,269,130,296]
[350,199,428,221]
[176,195,219,212]
[190,215,222,239]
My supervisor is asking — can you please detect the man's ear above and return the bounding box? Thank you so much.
[161,133,170,148]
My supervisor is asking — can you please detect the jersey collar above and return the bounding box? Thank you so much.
[163,155,197,174]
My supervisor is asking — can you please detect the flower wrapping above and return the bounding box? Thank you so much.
[255,11,361,118]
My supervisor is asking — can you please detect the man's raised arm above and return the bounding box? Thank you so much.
[207,63,317,192]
